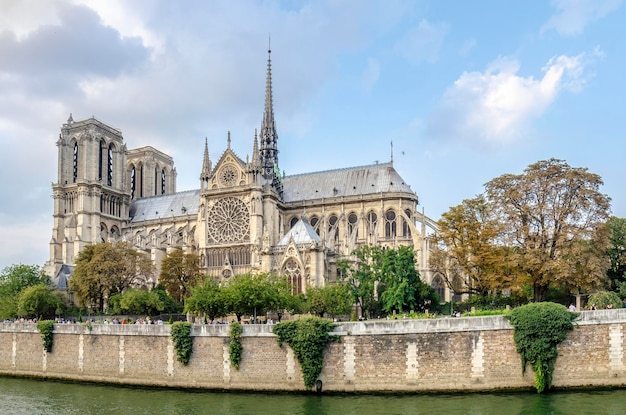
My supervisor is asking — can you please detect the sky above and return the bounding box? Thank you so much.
[1,0,625,271]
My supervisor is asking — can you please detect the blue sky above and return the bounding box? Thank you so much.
[1,0,625,270]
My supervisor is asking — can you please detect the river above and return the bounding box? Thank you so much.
[1,376,624,414]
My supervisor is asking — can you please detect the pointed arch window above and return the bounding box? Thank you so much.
[328,214,339,242]
[348,212,358,238]
[403,209,412,238]
[385,209,397,238]
[72,142,78,183]
[130,166,136,199]
[283,258,303,295]
[366,211,377,238]
[154,167,158,196]
[107,144,113,186]
[161,169,166,194]
[310,216,320,235]
[98,141,104,181]
[290,216,299,229]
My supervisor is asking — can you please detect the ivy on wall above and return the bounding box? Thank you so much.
[171,322,193,365]
[272,316,338,389]
[506,302,578,393]
[229,321,243,370]
[36,320,55,353]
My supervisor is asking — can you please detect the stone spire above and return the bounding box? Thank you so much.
[259,47,279,182]
[200,137,212,190]
[251,129,261,169]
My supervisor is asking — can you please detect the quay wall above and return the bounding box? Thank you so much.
[1,310,626,392]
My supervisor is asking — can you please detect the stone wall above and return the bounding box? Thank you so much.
[1,310,626,392]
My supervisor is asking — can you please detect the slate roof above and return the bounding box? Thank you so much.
[281,162,415,203]
[277,218,321,246]
[129,189,200,223]
[127,163,415,224]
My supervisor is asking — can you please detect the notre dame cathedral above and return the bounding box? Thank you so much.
[44,50,441,297]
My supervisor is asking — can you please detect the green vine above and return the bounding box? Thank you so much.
[506,302,578,393]
[36,320,55,353]
[273,316,338,389]
[170,321,193,365]
[229,321,243,370]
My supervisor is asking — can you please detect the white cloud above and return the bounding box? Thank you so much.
[395,20,449,65]
[427,51,595,146]
[542,0,622,36]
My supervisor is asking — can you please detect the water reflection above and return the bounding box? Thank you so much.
[0,376,625,415]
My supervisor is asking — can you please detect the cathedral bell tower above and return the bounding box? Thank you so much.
[46,115,129,277]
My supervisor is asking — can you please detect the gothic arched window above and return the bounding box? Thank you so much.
[130,166,136,199]
[366,211,377,237]
[161,169,166,194]
[310,216,320,235]
[107,144,113,186]
[290,216,299,229]
[328,214,339,242]
[72,142,78,183]
[385,209,397,238]
[283,258,303,295]
[348,212,358,238]
[403,209,412,238]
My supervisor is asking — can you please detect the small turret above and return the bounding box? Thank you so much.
[200,138,212,191]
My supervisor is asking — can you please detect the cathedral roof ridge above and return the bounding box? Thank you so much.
[284,161,394,178]
[63,116,123,135]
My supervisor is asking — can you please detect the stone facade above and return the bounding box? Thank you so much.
[2,310,626,392]
[44,50,441,295]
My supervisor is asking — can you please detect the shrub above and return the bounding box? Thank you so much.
[587,291,622,309]
[36,320,55,353]
[229,321,243,370]
[272,316,338,389]
[170,321,193,365]
[506,302,578,393]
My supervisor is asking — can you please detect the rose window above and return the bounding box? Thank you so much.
[207,197,250,243]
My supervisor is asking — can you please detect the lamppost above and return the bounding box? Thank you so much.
[450,290,454,316]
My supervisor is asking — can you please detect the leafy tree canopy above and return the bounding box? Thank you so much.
[306,284,353,318]
[185,277,227,322]
[18,284,66,319]
[484,159,610,301]
[70,242,154,312]
[0,264,50,319]
[158,250,201,303]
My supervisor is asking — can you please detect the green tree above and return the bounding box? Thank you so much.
[606,216,626,287]
[117,288,164,315]
[337,245,384,318]
[185,277,227,322]
[70,242,154,312]
[431,195,517,296]
[0,264,50,319]
[158,250,201,303]
[223,273,281,322]
[485,159,611,301]
[306,284,352,318]
[18,284,66,319]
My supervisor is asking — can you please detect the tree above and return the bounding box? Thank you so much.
[185,277,227,322]
[431,195,518,296]
[337,245,384,318]
[485,159,611,301]
[378,245,439,314]
[0,264,50,319]
[18,284,66,319]
[606,216,626,287]
[223,273,282,322]
[306,284,352,318]
[116,288,164,315]
[158,250,201,303]
[70,242,154,312]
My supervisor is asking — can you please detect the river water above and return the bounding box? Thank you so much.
[1,376,625,415]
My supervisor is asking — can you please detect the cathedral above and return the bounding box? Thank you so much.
[44,50,441,297]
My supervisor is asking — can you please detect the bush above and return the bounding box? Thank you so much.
[229,322,243,370]
[36,320,55,353]
[273,317,338,389]
[170,322,193,365]
[587,291,622,309]
[506,302,578,393]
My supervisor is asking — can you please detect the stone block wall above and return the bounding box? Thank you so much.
[1,310,626,392]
